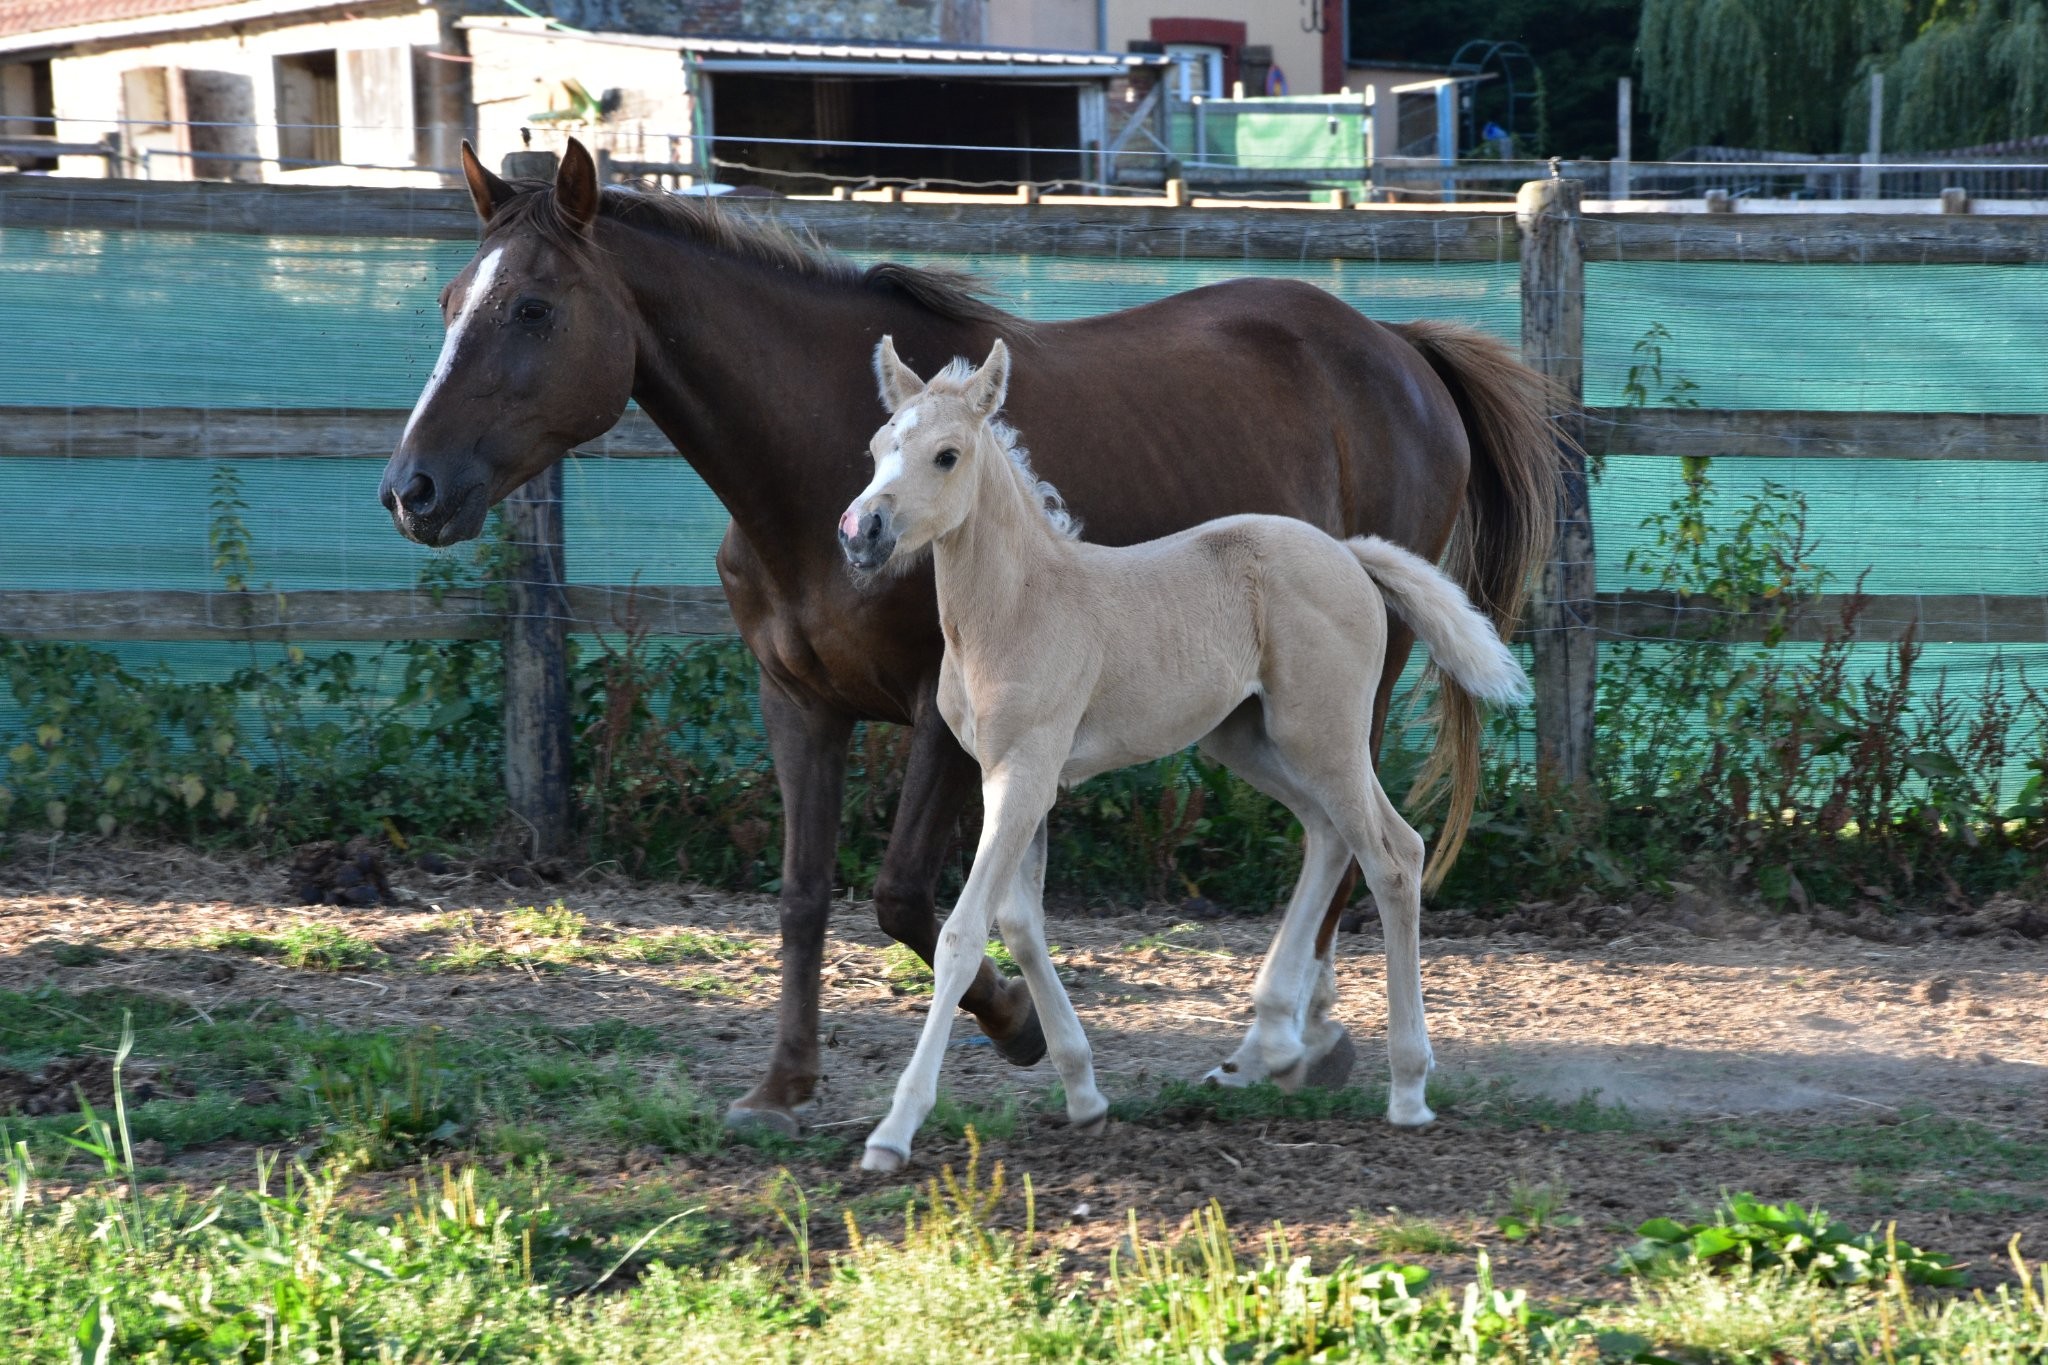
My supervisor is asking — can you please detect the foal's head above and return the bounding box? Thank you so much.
[838,336,1015,573]
[379,139,636,547]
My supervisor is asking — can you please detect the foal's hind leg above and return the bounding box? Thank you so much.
[1197,704,1355,1089]
[995,818,1108,1133]
[1325,776,1433,1126]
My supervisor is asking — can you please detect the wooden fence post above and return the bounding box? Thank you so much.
[501,463,572,858]
[1517,176,1596,786]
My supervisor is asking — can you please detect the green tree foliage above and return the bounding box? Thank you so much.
[1346,0,1643,158]
[1641,0,2048,154]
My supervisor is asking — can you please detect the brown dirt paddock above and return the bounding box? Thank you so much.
[2,840,2044,1298]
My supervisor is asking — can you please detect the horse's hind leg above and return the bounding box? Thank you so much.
[995,817,1108,1133]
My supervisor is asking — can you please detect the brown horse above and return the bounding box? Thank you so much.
[379,138,1561,1136]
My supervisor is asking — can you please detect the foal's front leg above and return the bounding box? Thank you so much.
[863,762,1058,1172]
[995,817,1108,1133]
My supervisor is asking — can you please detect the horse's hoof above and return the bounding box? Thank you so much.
[1301,1027,1357,1091]
[723,1101,802,1139]
[986,1003,1047,1068]
[861,1142,910,1174]
[1071,1106,1110,1136]
[1387,1094,1436,1128]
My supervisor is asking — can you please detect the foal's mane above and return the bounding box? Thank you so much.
[926,358,1080,540]
[492,180,1015,327]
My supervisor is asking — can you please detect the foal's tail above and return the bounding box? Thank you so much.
[1349,537,1531,712]
[1388,320,1564,890]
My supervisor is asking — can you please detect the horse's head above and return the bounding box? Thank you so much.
[379,138,635,546]
[840,335,1012,573]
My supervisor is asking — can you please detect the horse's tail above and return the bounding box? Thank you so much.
[1388,319,1565,891]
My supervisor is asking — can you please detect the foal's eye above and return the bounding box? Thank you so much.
[512,298,553,326]
[934,448,959,470]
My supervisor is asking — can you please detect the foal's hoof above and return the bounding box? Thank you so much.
[861,1142,910,1174]
[1071,1105,1110,1137]
[723,1100,803,1140]
[1300,1027,1357,1091]
[984,1001,1048,1069]
[1200,1060,1252,1089]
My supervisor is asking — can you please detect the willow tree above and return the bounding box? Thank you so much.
[1641,0,2048,153]
[1883,0,2048,149]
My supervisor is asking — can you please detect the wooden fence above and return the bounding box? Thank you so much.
[3,176,2045,850]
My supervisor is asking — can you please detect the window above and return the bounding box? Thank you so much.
[1164,44,1225,101]
[274,51,339,165]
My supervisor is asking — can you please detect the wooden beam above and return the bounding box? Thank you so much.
[0,176,1520,262]
[8,177,2045,264]
[1582,212,2048,264]
[500,464,571,857]
[3,586,2040,645]
[11,405,2045,465]
[1586,408,2048,462]
[0,584,738,642]
[0,407,677,460]
[1595,592,2048,646]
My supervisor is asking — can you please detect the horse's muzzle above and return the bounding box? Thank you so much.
[380,462,488,547]
[838,507,896,573]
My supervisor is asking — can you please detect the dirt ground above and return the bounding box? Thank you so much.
[2,842,2044,1296]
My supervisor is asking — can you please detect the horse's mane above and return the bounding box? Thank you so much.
[927,357,1080,540]
[492,180,1015,327]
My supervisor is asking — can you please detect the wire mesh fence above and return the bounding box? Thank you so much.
[1,178,2044,840]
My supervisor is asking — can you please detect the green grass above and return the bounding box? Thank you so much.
[924,1094,1019,1142]
[505,900,589,940]
[879,943,932,995]
[612,930,748,965]
[2,992,2046,1362]
[1738,1108,2048,1180]
[198,924,384,972]
[1351,1208,1471,1256]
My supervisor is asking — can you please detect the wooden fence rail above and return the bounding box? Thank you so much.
[3,174,2044,845]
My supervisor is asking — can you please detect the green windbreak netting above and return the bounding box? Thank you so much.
[1,214,2043,789]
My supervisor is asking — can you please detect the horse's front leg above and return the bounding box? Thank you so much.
[995,817,1108,1132]
[864,761,1059,1172]
[725,675,855,1137]
[871,680,1045,1066]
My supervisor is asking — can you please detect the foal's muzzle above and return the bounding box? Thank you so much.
[838,506,897,572]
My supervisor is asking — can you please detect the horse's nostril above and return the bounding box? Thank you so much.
[398,471,437,516]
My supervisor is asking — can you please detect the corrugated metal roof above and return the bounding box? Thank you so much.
[456,19,1168,69]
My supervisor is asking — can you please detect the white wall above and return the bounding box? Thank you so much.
[50,5,442,183]
[984,0,1096,51]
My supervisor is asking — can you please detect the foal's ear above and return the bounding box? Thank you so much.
[873,335,926,412]
[964,338,1011,419]
[460,141,516,223]
[555,138,602,234]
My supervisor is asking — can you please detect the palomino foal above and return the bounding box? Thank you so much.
[839,338,1531,1173]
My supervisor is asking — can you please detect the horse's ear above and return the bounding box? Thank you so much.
[964,338,1011,419]
[555,138,601,234]
[873,335,925,412]
[461,141,515,222]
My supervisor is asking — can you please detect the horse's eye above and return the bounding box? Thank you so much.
[934,448,959,470]
[513,298,553,326]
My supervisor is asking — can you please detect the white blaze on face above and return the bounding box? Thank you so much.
[401,247,505,445]
[841,403,919,533]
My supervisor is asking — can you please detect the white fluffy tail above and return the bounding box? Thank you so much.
[1347,536,1531,706]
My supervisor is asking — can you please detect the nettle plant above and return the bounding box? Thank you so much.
[1438,324,2048,908]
